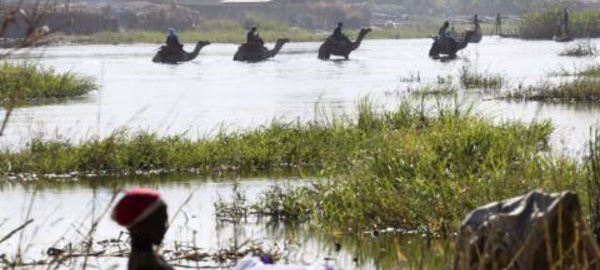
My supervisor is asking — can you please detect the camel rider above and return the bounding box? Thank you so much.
[246,26,264,47]
[438,21,451,40]
[164,28,183,55]
[438,21,456,48]
[331,22,351,44]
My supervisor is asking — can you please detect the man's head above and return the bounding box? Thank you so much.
[443,21,449,28]
[168,28,175,35]
[112,188,169,245]
[251,26,257,32]
[337,22,343,27]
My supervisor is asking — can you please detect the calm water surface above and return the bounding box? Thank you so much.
[1,36,600,268]
[3,37,600,153]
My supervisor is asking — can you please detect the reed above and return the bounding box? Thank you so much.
[505,79,600,102]
[559,39,597,57]
[459,65,505,89]
[0,62,97,101]
[519,6,600,39]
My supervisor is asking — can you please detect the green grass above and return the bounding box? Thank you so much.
[459,65,505,90]
[506,79,600,102]
[0,62,97,102]
[507,64,600,102]
[576,65,600,77]
[519,6,600,39]
[60,28,324,44]
[208,97,597,237]
[410,84,458,97]
[52,18,503,44]
[249,98,585,235]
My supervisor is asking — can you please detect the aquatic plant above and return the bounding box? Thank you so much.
[0,62,97,101]
[519,6,600,39]
[576,65,600,77]
[410,84,458,97]
[559,39,597,57]
[250,98,577,234]
[505,79,600,102]
[459,65,504,89]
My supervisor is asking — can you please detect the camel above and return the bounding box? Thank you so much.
[429,30,475,60]
[318,28,372,60]
[466,27,482,43]
[233,38,290,62]
[152,40,210,64]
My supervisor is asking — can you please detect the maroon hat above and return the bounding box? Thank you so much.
[111,188,165,228]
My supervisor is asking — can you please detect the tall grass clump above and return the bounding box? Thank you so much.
[410,84,458,97]
[459,65,504,89]
[247,99,592,235]
[519,6,600,39]
[0,62,97,101]
[505,79,600,102]
[577,65,600,77]
[559,39,597,57]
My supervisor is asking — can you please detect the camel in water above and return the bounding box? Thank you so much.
[429,30,475,60]
[152,40,210,64]
[233,38,290,62]
[318,28,372,60]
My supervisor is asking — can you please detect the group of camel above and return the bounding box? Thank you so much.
[152,27,478,64]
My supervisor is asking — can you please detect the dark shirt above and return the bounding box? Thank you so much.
[333,25,343,39]
[247,30,259,43]
[128,248,174,270]
[166,34,182,49]
[438,26,449,40]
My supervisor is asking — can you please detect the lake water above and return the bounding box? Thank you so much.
[1,36,599,269]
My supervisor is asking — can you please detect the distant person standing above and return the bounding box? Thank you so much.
[473,14,480,31]
[563,7,570,36]
[495,13,502,35]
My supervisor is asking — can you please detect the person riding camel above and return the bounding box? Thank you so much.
[331,22,351,44]
[246,26,264,48]
[438,21,451,40]
[438,21,456,49]
[112,188,174,270]
[163,28,183,56]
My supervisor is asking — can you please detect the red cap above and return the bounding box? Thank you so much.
[111,188,165,228]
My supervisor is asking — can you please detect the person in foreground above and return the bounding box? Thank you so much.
[112,188,174,270]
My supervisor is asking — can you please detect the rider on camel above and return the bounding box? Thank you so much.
[438,21,456,48]
[246,26,264,47]
[331,22,351,44]
[162,28,183,56]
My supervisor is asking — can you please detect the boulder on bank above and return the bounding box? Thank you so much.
[455,190,599,270]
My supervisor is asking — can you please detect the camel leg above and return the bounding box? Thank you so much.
[319,53,330,60]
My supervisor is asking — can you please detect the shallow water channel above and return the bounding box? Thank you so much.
[1,37,600,268]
